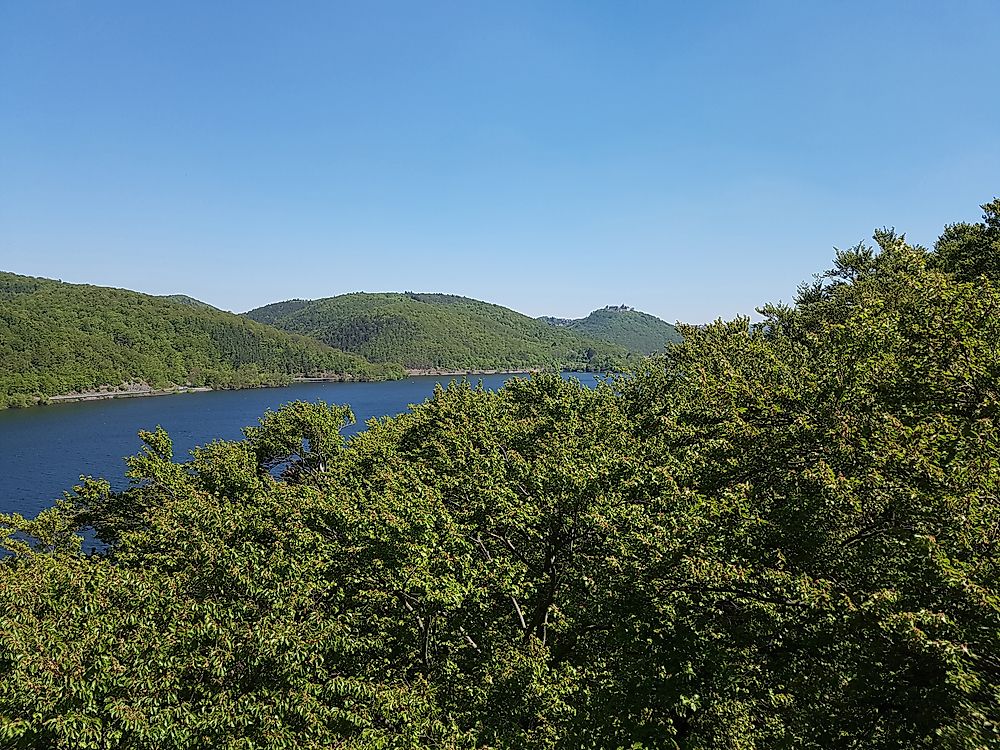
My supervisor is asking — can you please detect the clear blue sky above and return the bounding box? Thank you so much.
[2,1,997,323]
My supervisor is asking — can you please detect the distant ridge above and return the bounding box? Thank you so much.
[539,305,680,355]
[245,292,630,372]
[156,294,219,311]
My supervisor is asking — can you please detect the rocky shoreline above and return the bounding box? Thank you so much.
[46,384,213,404]
[403,368,538,377]
[35,370,541,408]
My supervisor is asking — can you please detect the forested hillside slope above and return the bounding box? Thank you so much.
[539,305,681,354]
[245,292,629,371]
[156,294,219,310]
[0,272,402,408]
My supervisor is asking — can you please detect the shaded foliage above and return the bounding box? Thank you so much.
[931,197,1000,282]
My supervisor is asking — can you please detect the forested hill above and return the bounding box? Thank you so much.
[0,272,403,408]
[245,292,630,371]
[156,294,219,310]
[539,305,681,354]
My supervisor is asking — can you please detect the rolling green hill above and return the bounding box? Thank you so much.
[0,272,402,408]
[539,305,681,354]
[245,292,630,372]
[156,294,220,311]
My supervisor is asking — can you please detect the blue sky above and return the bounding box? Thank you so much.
[2,1,997,323]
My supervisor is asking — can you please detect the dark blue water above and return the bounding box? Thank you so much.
[0,373,600,519]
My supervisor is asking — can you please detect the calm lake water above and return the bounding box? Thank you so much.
[0,373,600,519]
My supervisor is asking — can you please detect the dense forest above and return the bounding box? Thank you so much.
[1,198,998,748]
[539,305,681,354]
[155,294,221,311]
[245,292,630,372]
[0,273,403,408]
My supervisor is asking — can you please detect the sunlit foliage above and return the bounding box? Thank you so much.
[2,201,998,747]
[246,292,629,372]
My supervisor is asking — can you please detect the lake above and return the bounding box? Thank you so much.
[0,373,601,519]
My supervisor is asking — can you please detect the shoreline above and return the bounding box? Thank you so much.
[18,369,550,409]
[403,368,539,377]
[45,385,214,405]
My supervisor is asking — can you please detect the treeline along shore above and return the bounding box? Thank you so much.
[0,273,678,409]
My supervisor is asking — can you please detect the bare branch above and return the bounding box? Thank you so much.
[423,614,433,668]
[399,594,426,633]
[485,531,534,568]
[473,534,493,563]
[511,595,527,631]
[459,627,481,653]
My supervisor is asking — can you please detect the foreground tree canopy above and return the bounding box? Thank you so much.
[2,199,999,748]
